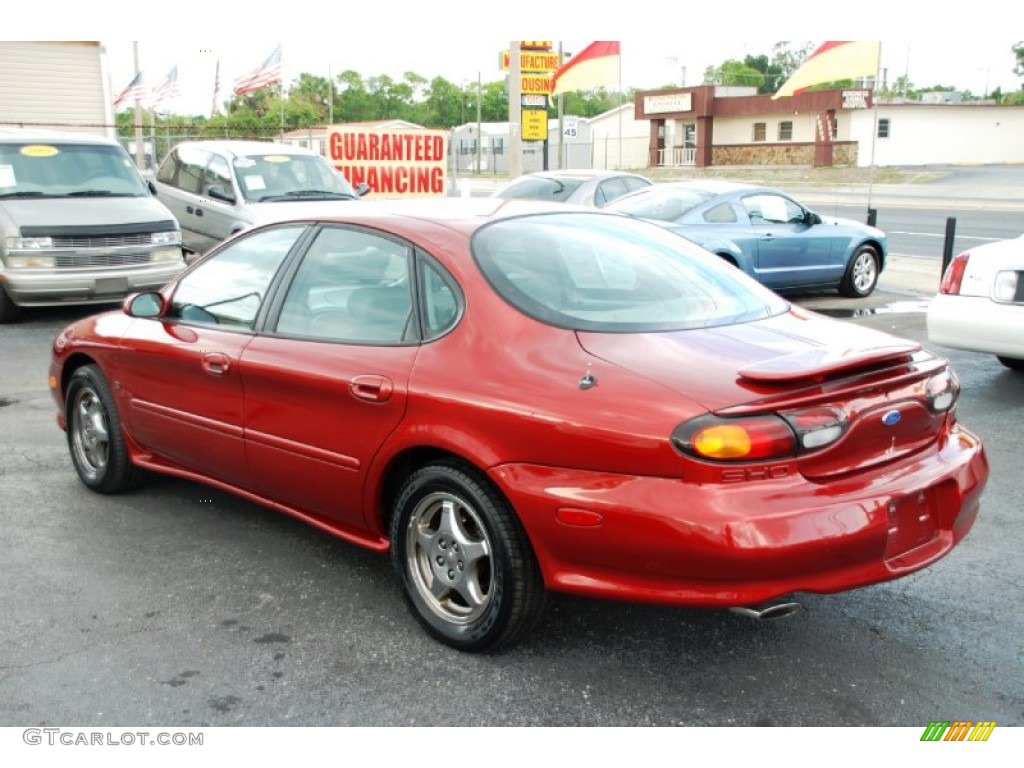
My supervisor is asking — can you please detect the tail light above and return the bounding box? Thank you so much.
[939,252,970,295]
[673,407,850,463]
[926,369,959,413]
[672,414,795,461]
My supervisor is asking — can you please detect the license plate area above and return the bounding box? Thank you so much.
[94,277,129,297]
[884,488,938,560]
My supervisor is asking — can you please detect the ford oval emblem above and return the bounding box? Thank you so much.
[882,409,902,427]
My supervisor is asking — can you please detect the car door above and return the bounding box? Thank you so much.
[154,146,217,255]
[194,151,246,246]
[240,225,423,530]
[117,224,307,487]
[741,193,836,288]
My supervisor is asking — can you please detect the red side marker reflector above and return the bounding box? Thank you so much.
[556,508,604,527]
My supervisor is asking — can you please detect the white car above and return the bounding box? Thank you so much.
[927,234,1024,371]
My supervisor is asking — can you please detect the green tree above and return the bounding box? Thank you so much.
[703,59,764,89]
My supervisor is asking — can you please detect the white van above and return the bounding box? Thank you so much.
[0,129,186,322]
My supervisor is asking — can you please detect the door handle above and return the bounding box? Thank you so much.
[201,352,231,376]
[350,375,394,403]
[194,208,204,217]
[186,205,194,214]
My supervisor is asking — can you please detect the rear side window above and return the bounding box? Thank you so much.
[274,226,413,344]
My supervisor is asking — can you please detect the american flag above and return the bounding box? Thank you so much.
[150,66,180,110]
[233,45,282,95]
[113,71,146,110]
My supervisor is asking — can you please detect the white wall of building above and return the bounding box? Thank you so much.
[850,105,1024,167]
[588,105,649,170]
[0,42,110,135]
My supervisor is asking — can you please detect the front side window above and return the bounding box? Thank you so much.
[204,155,233,198]
[742,194,805,224]
[473,213,786,333]
[275,227,413,344]
[168,225,305,329]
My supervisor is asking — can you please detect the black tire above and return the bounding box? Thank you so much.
[839,245,879,298]
[390,461,546,652]
[65,365,138,494]
[997,356,1024,372]
[0,285,23,324]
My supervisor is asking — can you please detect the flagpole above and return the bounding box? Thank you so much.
[617,47,623,170]
[866,43,883,223]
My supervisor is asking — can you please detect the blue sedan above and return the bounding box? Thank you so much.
[604,181,887,298]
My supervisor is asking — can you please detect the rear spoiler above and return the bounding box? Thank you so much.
[738,342,921,384]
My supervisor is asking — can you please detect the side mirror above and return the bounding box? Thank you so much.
[125,291,165,318]
[207,184,236,204]
[807,211,822,225]
[147,180,158,196]
[354,182,371,198]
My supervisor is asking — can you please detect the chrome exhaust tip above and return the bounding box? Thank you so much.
[728,602,802,621]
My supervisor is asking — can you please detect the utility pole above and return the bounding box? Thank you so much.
[507,41,522,179]
[557,42,565,170]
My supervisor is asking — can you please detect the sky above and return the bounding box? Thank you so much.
[17,2,1021,117]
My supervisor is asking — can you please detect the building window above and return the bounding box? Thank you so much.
[878,118,890,139]
[778,121,793,141]
[753,123,766,142]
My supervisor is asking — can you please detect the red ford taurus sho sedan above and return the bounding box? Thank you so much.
[49,199,988,651]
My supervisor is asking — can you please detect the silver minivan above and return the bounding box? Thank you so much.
[153,140,367,258]
[0,129,185,323]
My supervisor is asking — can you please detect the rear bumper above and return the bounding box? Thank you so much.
[927,294,1024,359]
[491,424,987,607]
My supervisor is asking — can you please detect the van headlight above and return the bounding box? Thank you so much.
[152,247,184,262]
[6,236,54,251]
[151,230,182,246]
[4,254,56,268]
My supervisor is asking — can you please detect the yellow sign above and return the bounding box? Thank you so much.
[20,145,59,157]
[520,73,554,95]
[521,109,548,142]
[501,51,561,73]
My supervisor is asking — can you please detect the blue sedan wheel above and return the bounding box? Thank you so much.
[840,245,879,298]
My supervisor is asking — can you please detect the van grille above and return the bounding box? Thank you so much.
[51,233,155,248]
[55,253,152,268]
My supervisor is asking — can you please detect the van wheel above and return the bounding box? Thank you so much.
[0,285,23,323]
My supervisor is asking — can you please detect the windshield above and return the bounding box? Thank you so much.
[0,142,149,198]
[473,212,788,333]
[234,153,358,202]
[605,186,716,222]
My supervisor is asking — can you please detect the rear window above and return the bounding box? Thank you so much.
[472,212,787,332]
[495,176,585,203]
